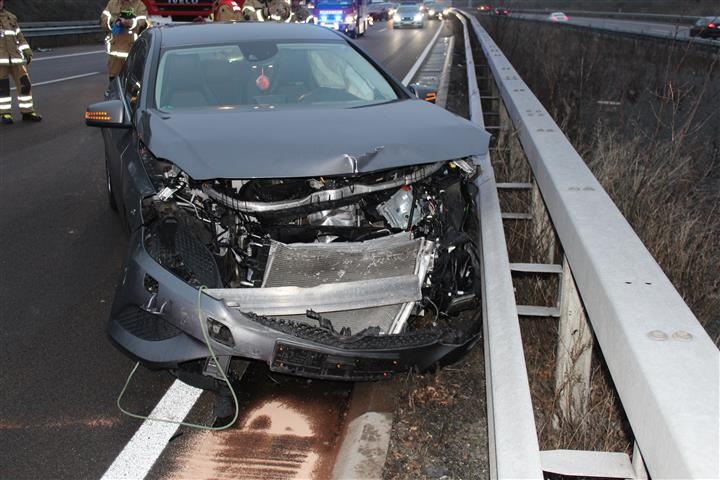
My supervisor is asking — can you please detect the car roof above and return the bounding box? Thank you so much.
[154,22,343,48]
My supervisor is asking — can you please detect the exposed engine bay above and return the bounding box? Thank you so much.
[141,150,482,346]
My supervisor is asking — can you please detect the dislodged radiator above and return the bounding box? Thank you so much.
[205,234,434,334]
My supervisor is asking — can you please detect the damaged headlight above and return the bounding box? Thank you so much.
[139,143,184,193]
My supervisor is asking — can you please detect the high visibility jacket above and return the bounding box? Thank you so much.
[101,0,149,60]
[0,8,31,65]
[242,0,296,22]
[213,0,244,21]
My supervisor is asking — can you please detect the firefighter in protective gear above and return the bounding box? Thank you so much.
[101,0,149,80]
[291,0,315,23]
[0,0,41,124]
[242,0,312,22]
[242,0,289,22]
[213,0,244,21]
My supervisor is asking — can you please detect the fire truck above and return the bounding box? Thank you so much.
[142,0,215,24]
[314,0,370,38]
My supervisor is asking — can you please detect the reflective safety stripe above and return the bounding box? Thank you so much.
[17,96,33,102]
[108,51,129,58]
[0,58,26,64]
[15,27,21,34]
[18,102,34,108]
[243,5,256,11]
[270,14,281,20]
[0,105,11,111]
[0,97,11,103]
[305,15,315,22]
[135,15,147,21]
[257,10,265,20]
[2,30,16,35]
[285,13,295,22]
[102,10,112,29]
[20,44,31,51]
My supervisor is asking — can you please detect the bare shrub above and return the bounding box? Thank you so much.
[586,130,720,341]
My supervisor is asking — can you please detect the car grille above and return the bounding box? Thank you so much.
[116,307,182,341]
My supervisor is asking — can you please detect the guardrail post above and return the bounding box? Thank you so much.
[531,182,555,263]
[554,256,592,428]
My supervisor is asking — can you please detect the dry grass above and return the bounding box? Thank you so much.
[480,15,720,343]
[585,131,720,342]
[477,13,720,461]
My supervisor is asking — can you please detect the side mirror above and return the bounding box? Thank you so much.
[85,100,131,129]
[409,83,437,103]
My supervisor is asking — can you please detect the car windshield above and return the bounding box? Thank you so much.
[398,6,419,13]
[155,42,399,110]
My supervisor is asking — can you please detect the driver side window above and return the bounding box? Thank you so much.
[123,39,148,117]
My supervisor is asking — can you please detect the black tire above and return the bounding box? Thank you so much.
[106,159,118,212]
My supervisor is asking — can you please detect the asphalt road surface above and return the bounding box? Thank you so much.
[0,20,440,480]
[508,12,719,41]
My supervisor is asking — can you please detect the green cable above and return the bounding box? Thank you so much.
[116,286,240,431]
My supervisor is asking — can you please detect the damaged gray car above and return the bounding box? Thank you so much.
[86,22,490,390]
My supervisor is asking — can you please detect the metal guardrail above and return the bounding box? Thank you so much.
[457,9,720,478]
[454,12,544,479]
[20,21,102,38]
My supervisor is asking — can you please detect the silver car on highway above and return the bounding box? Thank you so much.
[393,4,425,28]
[85,22,488,390]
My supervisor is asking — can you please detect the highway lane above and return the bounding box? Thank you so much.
[509,12,710,41]
[0,20,439,480]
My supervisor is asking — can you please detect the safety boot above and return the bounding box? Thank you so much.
[1,113,13,124]
[22,111,42,122]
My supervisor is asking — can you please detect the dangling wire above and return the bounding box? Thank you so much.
[116,286,240,431]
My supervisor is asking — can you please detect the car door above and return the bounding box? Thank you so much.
[107,38,149,227]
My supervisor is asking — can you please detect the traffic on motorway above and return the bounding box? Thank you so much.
[474,3,720,42]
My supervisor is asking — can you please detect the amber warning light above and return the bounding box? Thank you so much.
[86,111,112,121]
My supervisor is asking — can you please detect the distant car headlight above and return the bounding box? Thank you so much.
[428,9,435,15]
[345,14,355,23]
[393,13,400,21]
[414,12,423,21]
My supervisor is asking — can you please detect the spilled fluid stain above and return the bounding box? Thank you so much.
[0,416,118,430]
[167,366,352,480]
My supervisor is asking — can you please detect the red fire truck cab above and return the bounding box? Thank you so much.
[142,0,215,24]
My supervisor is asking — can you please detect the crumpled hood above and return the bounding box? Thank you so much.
[139,99,489,179]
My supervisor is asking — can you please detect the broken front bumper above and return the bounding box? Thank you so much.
[108,229,480,382]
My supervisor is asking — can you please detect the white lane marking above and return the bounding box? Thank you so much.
[11,71,101,90]
[402,21,444,85]
[33,50,105,62]
[100,380,204,480]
